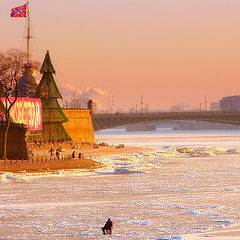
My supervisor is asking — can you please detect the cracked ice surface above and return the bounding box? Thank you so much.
[1,129,240,239]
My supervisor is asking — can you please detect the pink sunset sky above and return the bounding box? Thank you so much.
[1,0,240,111]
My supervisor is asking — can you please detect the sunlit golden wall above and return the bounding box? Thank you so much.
[63,109,95,144]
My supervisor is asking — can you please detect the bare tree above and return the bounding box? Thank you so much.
[0,49,28,160]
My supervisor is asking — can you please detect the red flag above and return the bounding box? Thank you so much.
[10,3,27,18]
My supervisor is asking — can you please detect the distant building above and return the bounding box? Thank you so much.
[220,95,240,111]
[210,102,220,111]
[170,104,186,112]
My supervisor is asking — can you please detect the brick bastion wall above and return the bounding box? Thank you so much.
[62,109,95,144]
[0,123,28,160]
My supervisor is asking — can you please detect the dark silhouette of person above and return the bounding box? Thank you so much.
[72,151,75,159]
[56,150,60,160]
[102,218,113,235]
[78,152,82,159]
[49,148,54,157]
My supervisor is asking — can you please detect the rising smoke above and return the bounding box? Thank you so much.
[59,83,108,99]
[59,83,109,111]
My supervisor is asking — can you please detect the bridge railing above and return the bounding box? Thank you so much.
[92,111,240,131]
[92,111,240,118]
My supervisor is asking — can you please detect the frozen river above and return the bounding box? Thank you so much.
[1,128,240,239]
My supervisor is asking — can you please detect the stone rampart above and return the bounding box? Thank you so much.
[0,123,28,160]
[63,109,95,144]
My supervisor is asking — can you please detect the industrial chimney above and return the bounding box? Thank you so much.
[87,99,94,115]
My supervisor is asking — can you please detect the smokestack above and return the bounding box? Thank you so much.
[87,99,94,115]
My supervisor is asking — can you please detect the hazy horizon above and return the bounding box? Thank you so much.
[1,0,240,111]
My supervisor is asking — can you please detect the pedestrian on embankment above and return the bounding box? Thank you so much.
[49,148,54,157]
[56,150,60,160]
[72,151,75,159]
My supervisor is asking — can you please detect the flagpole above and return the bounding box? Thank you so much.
[27,0,30,64]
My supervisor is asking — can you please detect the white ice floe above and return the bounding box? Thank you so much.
[175,145,240,158]
[0,172,26,183]
[157,236,185,240]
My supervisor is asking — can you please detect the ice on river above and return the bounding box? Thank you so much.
[1,129,240,239]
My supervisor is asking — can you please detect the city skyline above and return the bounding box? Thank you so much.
[1,0,240,111]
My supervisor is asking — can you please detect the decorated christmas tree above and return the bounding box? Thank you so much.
[35,51,70,141]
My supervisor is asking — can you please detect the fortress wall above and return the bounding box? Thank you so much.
[63,109,95,144]
[0,124,28,160]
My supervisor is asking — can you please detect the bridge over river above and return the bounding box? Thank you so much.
[91,111,240,131]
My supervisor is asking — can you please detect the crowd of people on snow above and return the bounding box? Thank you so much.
[49,148,86,160]
[27,139,94,160]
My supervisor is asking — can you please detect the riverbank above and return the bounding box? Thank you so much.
[0,145,147,173]
[0,158,102,173]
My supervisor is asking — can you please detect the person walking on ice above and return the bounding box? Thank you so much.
[102,218,113,235]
